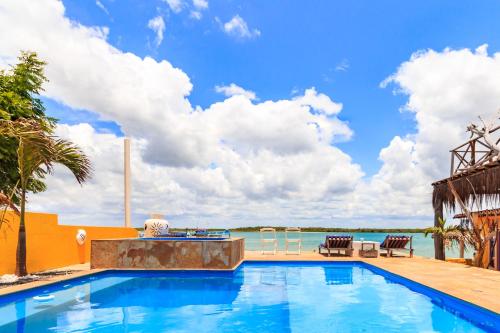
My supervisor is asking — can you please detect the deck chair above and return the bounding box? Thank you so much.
[318,235,353,257]
[380,235,413,257]
[285,227,301,254]
[260,228,278,254]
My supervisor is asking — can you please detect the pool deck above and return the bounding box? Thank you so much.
[1,251,499,314]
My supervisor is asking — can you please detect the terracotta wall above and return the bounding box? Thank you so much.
[0,211,137,274]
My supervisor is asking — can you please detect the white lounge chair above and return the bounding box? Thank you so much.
[260,228,278,254]
[285,227,301,254]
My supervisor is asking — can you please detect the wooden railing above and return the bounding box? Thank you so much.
[450,125,500,176]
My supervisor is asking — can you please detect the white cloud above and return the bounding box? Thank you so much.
[222,15,261,39]
[193,0,208,10]
[215,83,257,100]
[190,11,202,20]
[189,0,207,19]
[95,0,109,15]
[5,1,497,228]
[368,44,500,218]
[335,59,349,72]
[147,15,166,47]
[163,0,183,13]
[0,0,362,227]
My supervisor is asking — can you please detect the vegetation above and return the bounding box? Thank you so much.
[0,51,57,205]
[0,119,92,276]
[0,52,92,276]
[424,217,463,260]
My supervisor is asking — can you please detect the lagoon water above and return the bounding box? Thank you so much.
[232,232,470,258]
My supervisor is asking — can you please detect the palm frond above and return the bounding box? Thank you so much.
[0,118,92,187]
[50,139,92,184]
[0,192,19,215]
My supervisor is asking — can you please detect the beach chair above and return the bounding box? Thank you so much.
[260,228,278,254]
[318,235,353,257]
[285,227,301,254]
[380,235,413,257]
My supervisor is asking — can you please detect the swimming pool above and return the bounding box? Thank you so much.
[0,262,498,332]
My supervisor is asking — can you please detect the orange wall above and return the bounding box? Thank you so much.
[0,211,137,274]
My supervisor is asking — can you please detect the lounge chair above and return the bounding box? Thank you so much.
[380,235,413,257]
[318,235,353,257]
[260,228,278,254]
[285,227,301,254]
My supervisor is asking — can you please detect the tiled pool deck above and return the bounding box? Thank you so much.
[1,251,499,314]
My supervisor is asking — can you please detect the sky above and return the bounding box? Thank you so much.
[1,0,500,228]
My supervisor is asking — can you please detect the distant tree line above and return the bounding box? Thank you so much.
[137,226,428,233]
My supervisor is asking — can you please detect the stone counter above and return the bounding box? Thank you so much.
[91,238,244,270]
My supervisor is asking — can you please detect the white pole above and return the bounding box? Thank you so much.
[124,138,132,228]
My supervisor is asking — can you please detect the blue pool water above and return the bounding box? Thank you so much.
[0,262,498,332]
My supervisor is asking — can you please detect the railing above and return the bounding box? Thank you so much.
[450,125,500,176]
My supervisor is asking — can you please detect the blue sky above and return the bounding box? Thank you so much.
[59,0,500,176]
[3,0,500,227]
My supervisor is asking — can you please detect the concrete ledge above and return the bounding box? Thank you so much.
[91,238,245,270]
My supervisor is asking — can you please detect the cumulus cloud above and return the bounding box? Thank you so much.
[0,0,362,227]
[193,0,208,10]
[222,15,261,39]
[147,16,166,47]
[368,44,500,219]
[4,1,496,228]
[189,0,207,20]
[163,0,183,13]
[215,83,257,100]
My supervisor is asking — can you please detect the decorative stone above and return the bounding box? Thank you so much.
[76,229,87,245]
[144,213,170,237]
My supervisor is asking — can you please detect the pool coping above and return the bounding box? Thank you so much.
[1,257,499,316]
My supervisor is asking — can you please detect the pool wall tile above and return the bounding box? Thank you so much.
[91,238,244,270]
[90,240,118,269]
[175,241,203,268]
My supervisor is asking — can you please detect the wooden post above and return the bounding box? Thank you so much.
[434,200,445,260]
[124,138,131,228]
[496,230,500,271]
[459,239,465,259]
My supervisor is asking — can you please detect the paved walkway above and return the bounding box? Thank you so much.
[1,252,499,314]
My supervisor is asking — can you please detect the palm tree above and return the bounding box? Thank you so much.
[0,119,91,276]
[424,217,464,260]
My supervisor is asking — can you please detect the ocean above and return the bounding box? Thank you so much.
[231,231,470,258]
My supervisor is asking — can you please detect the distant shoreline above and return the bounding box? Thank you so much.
[151,227,428,233]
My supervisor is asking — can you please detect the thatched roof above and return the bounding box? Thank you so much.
[432,162,500,211]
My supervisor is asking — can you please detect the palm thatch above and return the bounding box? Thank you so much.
[432,163,500,211]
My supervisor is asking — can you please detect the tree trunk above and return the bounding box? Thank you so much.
[473,246,486,268]
[15,189,27,276]
[434,202,445,260]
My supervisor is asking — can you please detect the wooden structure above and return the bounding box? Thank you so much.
[454,209,500,270]
[432,119,500,269]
